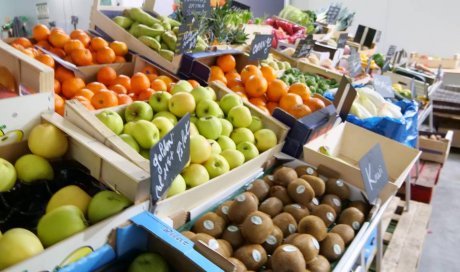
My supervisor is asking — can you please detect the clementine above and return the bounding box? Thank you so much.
[109,41,128,56]
[266,79,288,102]
[49,47,66,58]
[260,65,277,82]
[49,31,70,48]
[225,71,242,88]
[216,54,236,73]
[279,93,303,111]
[36,40,52,50]
[288,83,311,102]
[36,54,55,68]
[97,67,117,86]
[74,88,95,100]
[245,75,268,98]
[62,77,86,99]
[141,65,157,75]
[230,85,245,93]
[74,96,95,111]
[131,72,150,94]
[54,79,61,94]
[90,37,108,51]
[86,82,107,94]
[114,56,126,63]
[73,32,91,48]
[267,102,279,114]
[32,24,50,41]
[91,89,118,109]
[64,39,85,54]
[95,47,116,64]
[112,75,131,92]
[249,97,267,108]
[288,104,312,118]
[12,37,32,48]
[71,48,93,66]
[150,79,167,91]
[137,88,155,101]
[109,84,128,95]
[240,65,262,84]
[55,66,75,82]
[54,94,65,116]
[117,93,133,105]
[305,97,326,112]
[187,79,200,88]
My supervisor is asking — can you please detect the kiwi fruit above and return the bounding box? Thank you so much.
[298,216,327,242]
[284,233,300,244]
[349,200,370,215]
[234,244,268,271]
[295,165,318,177]
[263,175,275,187]
[320,194,342,214]
[228,257,247,272]
[292,234,320,263]
[330,224,355,245]
[319,233,345,261]
[192,212,226,237]
[190,233,215,245]
[306,197,320,213]
[273,167,298,186]
[272,212,297,237]
[262,225,283,254]
[287,178,315,206]
[283,204,310,222]
[247,179,270,201]
[325,178,350,200]
[241,211,274,244]
[338,207,365,231]
[269,186,292,205]
[312,204,336,227]
[259,197,284,217]
[307,255,330,272]
[216,239,233,257]
[271,244,306,272]
[181,231,196,240]
[222,225,244,249]
[216,200,233,223]
[301,175,326,197]
[228,192,259,224]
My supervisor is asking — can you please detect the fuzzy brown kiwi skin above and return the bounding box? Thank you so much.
[298,215,328,242]
[306,197,320,213]
[320,194,342,214]
[349,200,370,216]
[312,204,337,227]
[228,257,247,272]
[271,244,306,272]
[338,207,365,231]
[292,234,320,264]
[227,192,259,224]
[263,175,275,187]
[233,244,268,271]
[216,200,233,223]
[301,175,326,197]
[295,165,319,177]
[325,178,350,200]
[221,225,244,249]
[217,239,233,257]
[181,231,196,240]
[284,233,300,244]
[259,197,284,217]
[330,224,355,245]
[307,255,331,272]
[283,203,310,222]
[320,233,345,262]
[272,212,298,237]
[262,225,284,254]
[192,212,226,238]
[247,179,271,201]
[241,211,274,244]
[269,185,292,205]
[273,167,298,187]
[190,233,215,245]
[287,178,315,206]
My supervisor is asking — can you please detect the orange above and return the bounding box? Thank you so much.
[209,66,227,85]
[95,47,116,64]
[231,85,245,93]
[249,97,266,108]
[245,75,268,98]
[73,96,95,111]
[62,77,86,99]
[305,97,326,112]
[128,92,137,100]
[36,40,52,50]
[109,41,128,56]
[50,27,65,35]
[32,24,50,41]
[86,82,107,94]
[49,31,70,48]
[117,93,133,105]
[150,79,167,91]
[131,72,150,94]
[30,48,41,58]
[70,29,85,39]
[146,74,158,82]
[36,54,55,68]
[49,47,66,58]
[54,94,65,116]
[138,88,155,101]
[114,56,126,63]
[64,39,85,54]
[75,88,95,100]
[288,83,311,102]
[91,89,118,109]
[288,104,312,118]
[54,79,61,94]
[141,65,157,75]
[235,91,249,102]
[90,37,108,51]
[187,79,200,88]
[257,106,271,115]
[112,75,131,92]
[225,71,242,88]
[266,79,288,102]
[72,32,91,48]
[260,65,277,82]
[216,54,236,73]
[12,37,32,48]
[97,67,117,86]
[156,75,173,90]
[11,43,24,51]
[71,48,93,66]
[240,65,262,84]
[279,93,303,111]
[109,84,128,94]
[20,49,35,58]
[55,66,75,82]
[267,102,279,114]
[64,55,73,63]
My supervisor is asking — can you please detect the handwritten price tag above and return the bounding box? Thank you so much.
[348,48,362,78]
[326,5,341,25]
[176,17,200,54]
[336,33,348,49]
[249,34,273,61]
[183,0,211,16]
[358,144,389,203]
[293,35,315,58]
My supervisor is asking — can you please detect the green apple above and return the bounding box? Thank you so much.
[205,86,217,100]
[208,139,222,154]
[230,127,255,145]
[190,135,212,164]
[228,105,252,128]
[196,116,222,140]
[182,164,210,187]
[15,154,53,183]
[0,228,44,269]
[254,128,278,152]
[28,123,68,159]
[128,120,160,149]
[120,134,140,152]
[204,154,230,178]
[37,205,88,247]
[154,111,178,125]
[190,115,198,124]
[219,118,233,136]
[96,110,124,135]
[219,93,243,115]
[87,190,132,224]
[170,80,193,94]
[125,101,154,122]
[221,149,245,169]
[248,116,263,132]
[140,149,150,159]
[216,135,236,151]
[0,158,16,192]
[191,86,215,103]
[128,252,169,272]
[169,92,196,117]
[46,185,92,214]
[152,117,174,138]
[195,99,224,118]
[123,122,136,134]
[190,122,199,136]
[149,91,171,112]
[237,141,259,162]
[166,174,186,197]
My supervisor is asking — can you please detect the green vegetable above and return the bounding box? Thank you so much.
[129,7,161,26]
[138,36,161,51]
[161,31,177,51]
[159,16,181,28]
[372,53,385,68]
[159,49,174,61]
[130,24,164,38]
[279,5,315,34]
[113,16,133,29]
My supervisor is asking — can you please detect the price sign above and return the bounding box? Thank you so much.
[386,45,397,59]
[334,75,357,121]
[326,5,341,25]
[337,33,348,49]
[231,1,250,10]
[293,35,315,58]
[183,0,211,16]
[359,144,389,204]
[373,75,394,98]
[249,34,273,61]
[149,114,190,211]
[176,17,200,54]
[348,48,362,78]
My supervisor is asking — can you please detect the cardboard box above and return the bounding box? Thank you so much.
[303,122,421,203]
[418,130,453,164]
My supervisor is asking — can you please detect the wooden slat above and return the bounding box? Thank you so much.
[381,197,401,231]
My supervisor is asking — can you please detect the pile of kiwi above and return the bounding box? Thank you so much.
[182,165,370,272]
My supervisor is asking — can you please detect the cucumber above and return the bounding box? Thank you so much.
[129,7,160,26]
[130,24,164,38]
[113,16,133,29]
[138,36,161,51]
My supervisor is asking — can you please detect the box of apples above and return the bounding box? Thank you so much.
[0,113,150,271]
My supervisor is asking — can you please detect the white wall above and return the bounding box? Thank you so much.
[291,0,460,57]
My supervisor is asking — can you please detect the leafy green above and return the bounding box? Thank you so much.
[281,68,338,95]
[278,5,316,34]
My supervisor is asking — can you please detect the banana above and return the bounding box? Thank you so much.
[58,246,94,267]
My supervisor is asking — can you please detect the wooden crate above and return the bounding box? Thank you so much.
[419,130,453,164]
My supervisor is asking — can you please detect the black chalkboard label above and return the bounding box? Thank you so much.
[249,34,273,61]
[326,5,341,25]
[231,1,250,10]
[373,75,394,98]
[293,35,315,58]
[337,33,348,49]
[183,0,211,16]
[348,48,362,78]
[176,17,200,54]
[358,144,389,203]
[149,114,190,211]
[334,75,357,121]
[386,45,397,59]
